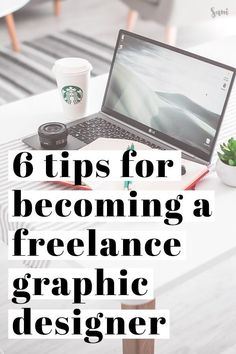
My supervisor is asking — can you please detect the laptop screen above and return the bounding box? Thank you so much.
[102,31,235,163]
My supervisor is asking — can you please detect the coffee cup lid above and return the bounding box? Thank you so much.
[52,58,92,75]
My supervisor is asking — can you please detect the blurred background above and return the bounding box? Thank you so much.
[0,0,236,105]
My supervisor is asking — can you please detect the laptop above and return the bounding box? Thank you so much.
[23,30,236,170]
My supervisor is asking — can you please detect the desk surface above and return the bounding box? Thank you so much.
[0,57,236,294]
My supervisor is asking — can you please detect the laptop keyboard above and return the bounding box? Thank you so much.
[68,116,163,149]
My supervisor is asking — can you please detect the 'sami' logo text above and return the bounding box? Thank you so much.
[211,7,229,18]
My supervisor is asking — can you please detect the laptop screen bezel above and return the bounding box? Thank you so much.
[101,30,236,164]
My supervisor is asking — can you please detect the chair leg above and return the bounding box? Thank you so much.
[122,299,156,354]
[54,0,62,16]
[5,14,20,52]
[126,9,138,32]
[164,25,177,46]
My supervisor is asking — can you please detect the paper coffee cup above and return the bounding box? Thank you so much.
[53,58,92,119]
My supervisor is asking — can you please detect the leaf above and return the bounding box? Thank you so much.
[221,147,231,155]
[228,138,236,150]
[218,137,236,160]
[231,140,236,150]
[218,152,227,161]
[220,144,226,152]
[228,159,236,166]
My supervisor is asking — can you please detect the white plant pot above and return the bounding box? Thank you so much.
[216,158,236,187]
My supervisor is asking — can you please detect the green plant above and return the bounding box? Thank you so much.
[218,137,236,166]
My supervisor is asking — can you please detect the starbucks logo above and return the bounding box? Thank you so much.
[61,85,83,105]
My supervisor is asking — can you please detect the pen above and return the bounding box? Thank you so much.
[123,143,135,190]
[123,180,132,190]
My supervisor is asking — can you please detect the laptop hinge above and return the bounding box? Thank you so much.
[100,111,210,167]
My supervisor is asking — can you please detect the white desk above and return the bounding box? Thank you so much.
[1,66,236,354]
[0,72,236,292]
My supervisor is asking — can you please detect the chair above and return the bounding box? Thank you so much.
[54,0,62,16]
[122,0,236,45]
[0,0,62,52]
[0,0,30,52]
